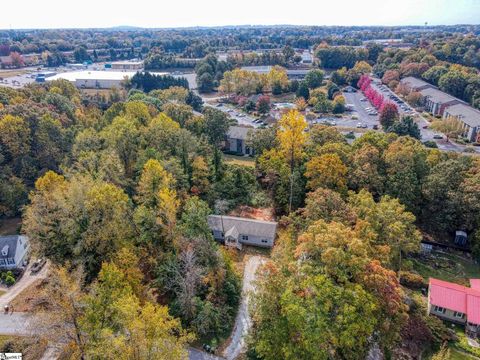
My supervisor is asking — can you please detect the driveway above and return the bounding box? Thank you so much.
[0,312,31,335]
[222,256,266,360]
[0,262,49,309]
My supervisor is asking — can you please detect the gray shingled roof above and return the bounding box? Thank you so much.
[400,76,432,89]
[445,103,480,128]
[228,126,253,140]
[420,87,459,104]
[0,235,19,259]
[208,215,277,239]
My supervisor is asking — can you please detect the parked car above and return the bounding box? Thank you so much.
[31,258,47,274]
[433,134,443,140]
[357,122,367,128]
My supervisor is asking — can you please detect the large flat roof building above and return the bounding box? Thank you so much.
[419,87,462,116]
[443,103,480,142]
[49,70,136,89]
[109,60,144,71]
[400,76,435,92]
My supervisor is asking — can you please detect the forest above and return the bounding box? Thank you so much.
[1,24,480,359]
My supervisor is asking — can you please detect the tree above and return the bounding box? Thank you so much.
[295,97,307,111]
[381,70,400,85]
[256,95,271,114]
[332,95,346,114]
[406,91,423,107]
[277,110,308,212]
[267,66,289,94]
[0,115,30,159]
[24,173,134,280]
[296,81,309,100]
[203,107,229,176]
[431,118,463,141]
[379,103,399,130]
[349,190,421,272]
[303,188,355,225]
[305,153,347,193]
[101,116,139,177]
[9,52,24,68]
[251,269,377,360]
[387,116,421,139]
[384,137,429,213]
[296,220,370,282]
[438,70,469,99]
[282,45,295,62]
[304,69,324,89]
[422,65,448,86]
[136,159,174,208]
[348,143,384,196]
[82,262,192,359]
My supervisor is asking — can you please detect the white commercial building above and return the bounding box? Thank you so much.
[48,71,136,89]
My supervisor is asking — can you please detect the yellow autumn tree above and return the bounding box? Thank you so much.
[305,153,348,193]
[277,109,308,211]
[136,159,174,208]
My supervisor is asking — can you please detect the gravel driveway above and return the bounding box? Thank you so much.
[222,256,266,360]
[0,262,49,309]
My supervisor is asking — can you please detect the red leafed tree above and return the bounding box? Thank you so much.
[10,52,24,68]
[379,102,399,129]
[256,95,271,114]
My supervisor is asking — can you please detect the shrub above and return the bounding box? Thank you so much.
[4,273,15,286]
[423,140,438,148]
[400,271,426,289]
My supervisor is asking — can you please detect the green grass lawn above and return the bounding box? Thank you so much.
[411,251,480,285]
[451,348,479,360]
[223,154,255,167]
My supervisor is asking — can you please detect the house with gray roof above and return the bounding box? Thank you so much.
[400,76,435,92]
[419,87,462,116]
[226,126,254,155]
[443,104,480,142]
[0,235,29,270]
[207,215,277,248]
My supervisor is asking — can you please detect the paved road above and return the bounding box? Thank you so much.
[0,313,31,335]
[222,256,266,360]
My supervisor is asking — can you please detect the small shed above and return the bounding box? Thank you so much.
[454,231,468,246]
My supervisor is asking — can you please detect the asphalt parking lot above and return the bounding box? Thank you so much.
[204,103,262,128]
[343,91,380,129]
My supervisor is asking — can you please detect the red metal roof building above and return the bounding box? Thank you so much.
[428,278,480,337]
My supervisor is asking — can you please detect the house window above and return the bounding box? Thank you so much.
[241,235,249,241]
[454,311,465,319]
[261,239,268,243]
[434,306,446,314]
[0,259,5,266]
[6,258,15,265]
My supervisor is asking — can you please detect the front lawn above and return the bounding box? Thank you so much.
[223,154,255,167]
[410,251,480,285]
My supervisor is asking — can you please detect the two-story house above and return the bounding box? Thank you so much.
[0,235,30,270]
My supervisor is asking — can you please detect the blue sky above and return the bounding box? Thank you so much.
[0,0,479,29]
